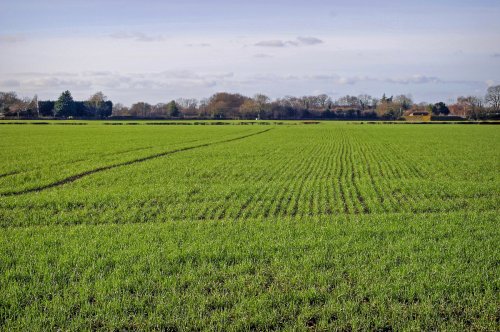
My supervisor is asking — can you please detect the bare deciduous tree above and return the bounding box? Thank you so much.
[357,94,374,110]
[112,103,129,116]
[88,91,107,109]
[176,98,198,110]
[393,94,413,110]
[457,96,485,120]
[485,85,500,112]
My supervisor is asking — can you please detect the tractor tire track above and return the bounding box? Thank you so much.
[0,132,248,182]
[0,171,22,179]
[0,147,155,180]
[0,128,273,197]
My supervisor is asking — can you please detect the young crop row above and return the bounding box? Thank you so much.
[0,125,260,195]
[1,212,498,330]
[0,124,498,227]
[0,123,498,330]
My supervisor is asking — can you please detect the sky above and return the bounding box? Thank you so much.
[0,0,499,105]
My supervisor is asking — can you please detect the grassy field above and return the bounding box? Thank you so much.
[0,122,499,330]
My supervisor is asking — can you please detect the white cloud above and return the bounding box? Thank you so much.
[0,28,497,104]
[297,36,323,45]
[485,79,496,87]
[186,43,211,47]
[253,73,475,87]
[254,54,273,58]
[384,75,443,84]
[25,77,93,89]
[255,36,324,48]
[83,71,113,77]
[5,70,235,93]
[0,79,21,87]
[255,40,287,47]
[108,32,165,42]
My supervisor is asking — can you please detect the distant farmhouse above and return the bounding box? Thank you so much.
[405,111,431,122]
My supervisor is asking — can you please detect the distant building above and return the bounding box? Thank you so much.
[404,111,431,122]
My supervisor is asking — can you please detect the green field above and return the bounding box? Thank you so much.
[1,122,499,330]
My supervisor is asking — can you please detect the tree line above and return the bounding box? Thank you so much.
[1,86,499,120]
[0,91,112,119]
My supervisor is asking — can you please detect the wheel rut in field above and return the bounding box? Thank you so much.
[0,128,273,197]
[0,171,22,179]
